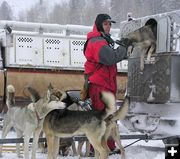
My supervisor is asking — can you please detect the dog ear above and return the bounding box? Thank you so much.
[48,83,53,90]
[46,89,51,101]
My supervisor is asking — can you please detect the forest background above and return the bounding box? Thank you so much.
[0,0,180,28]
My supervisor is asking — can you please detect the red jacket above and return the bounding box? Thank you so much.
[84,24,127,92]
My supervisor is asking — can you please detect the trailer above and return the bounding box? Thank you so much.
[119,10,180,140]
[0,21,128,112]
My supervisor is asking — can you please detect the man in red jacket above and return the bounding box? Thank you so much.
[84,13,132,153]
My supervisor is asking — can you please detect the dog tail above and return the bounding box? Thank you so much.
[26,86,41,102]
[7,85,15,93]
[100,91,116,119]
[105,96,129,122]
[6,85,15,107]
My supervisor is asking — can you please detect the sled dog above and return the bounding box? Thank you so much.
[0,85,66,159]
[126,24,156,71]
[43,91,129,159]
[28,87,90,157]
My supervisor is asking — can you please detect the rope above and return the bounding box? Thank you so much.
[124,134,149,149]
[124,139,142,149]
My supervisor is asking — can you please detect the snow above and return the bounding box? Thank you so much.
[0,141,165,159]
[0,130,165,159]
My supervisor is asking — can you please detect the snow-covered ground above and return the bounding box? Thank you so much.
[0,130,165,159]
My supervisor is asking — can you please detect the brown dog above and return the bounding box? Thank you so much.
[43,92,129,159]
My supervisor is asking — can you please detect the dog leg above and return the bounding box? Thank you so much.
[127,45,133,56]
[140,49,148,72]
[53,136,59,159]
[85,141,90,157]
[15,128,23,158]
[0,117,13,157]
[24,124,35,159]
[94,144,108,159]
[77,141,84,156]
[71,140,78,156]
[31,127,42,159]
[46,134,56,159]
[146,44,155,63]
[111,123,125,159]
[87,135,108,159]
[23,133,31,159]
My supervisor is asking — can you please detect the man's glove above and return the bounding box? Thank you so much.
[116,38,133,48]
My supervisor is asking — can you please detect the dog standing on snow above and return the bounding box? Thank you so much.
[0,84,66,159]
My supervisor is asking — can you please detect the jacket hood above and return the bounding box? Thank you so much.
[87,24,101,40]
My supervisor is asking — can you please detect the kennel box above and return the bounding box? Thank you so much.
[127,53,180,103]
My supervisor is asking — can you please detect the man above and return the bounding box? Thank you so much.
[83,13,132,152]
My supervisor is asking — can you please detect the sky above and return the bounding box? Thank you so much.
[0,0,67,18]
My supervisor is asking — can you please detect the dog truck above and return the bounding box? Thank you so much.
[0,20,127,113]
[119,9,180,145]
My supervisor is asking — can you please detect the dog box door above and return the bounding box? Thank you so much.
[43,37,69,67]
[14,35,43,66]
[127,53,180,103]
[156,16,171,53]
[70,39,86,68]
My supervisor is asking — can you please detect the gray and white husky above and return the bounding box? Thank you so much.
[0,84,66,159]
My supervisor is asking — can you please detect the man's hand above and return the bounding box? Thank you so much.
[116,38,133,48]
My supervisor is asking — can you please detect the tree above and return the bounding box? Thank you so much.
[0,1,13,20]
[26,1,48,23]
[68,0,82,24]
[49,3,70,24]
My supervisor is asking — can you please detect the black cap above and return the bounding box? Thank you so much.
[95,14,116,32]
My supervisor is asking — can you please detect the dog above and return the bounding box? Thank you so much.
[26,86,128,158]
[27,86,90,157]
[43,91,129,159]
[0,84,66,159]
[125,24,156,72]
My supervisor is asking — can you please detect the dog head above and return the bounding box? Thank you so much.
[47,83,67,102]
[127,25,156,44]
[125,25,156,57]
[28,84,67,119]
